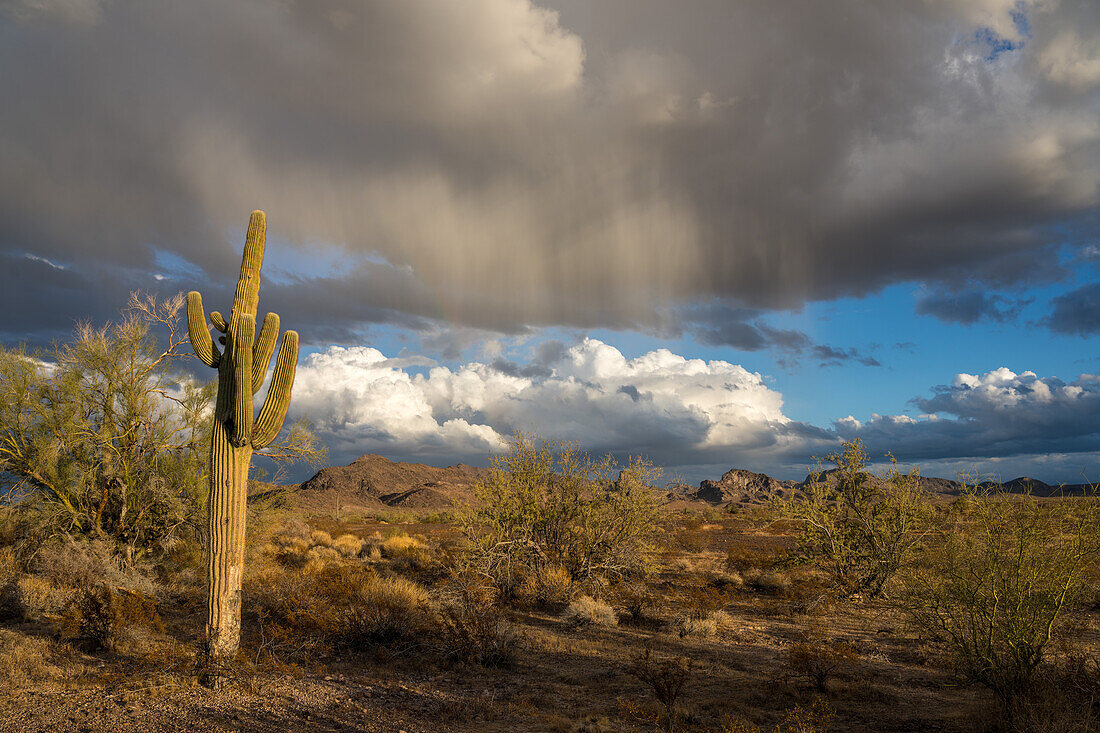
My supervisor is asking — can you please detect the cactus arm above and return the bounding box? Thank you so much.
[186,291,220,368]
[251,330,298,450]
[210,311,228,333]
[229,314,255,447]
[251,313,280,394]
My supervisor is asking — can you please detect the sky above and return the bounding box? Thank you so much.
[1,0,1098,484]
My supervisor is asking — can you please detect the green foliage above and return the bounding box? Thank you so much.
[463,432,661,592]
[0,293,209,556]
[776,439,931,598]
[900,486,1100,708]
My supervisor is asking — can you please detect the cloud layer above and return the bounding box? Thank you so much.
[286,340,1099,483]
[1,0,1099,337]
[290,338,829,473]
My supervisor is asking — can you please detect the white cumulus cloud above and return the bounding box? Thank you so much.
[289,338,823,471]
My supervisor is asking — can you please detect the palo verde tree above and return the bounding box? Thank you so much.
[0,293,209,557]
[187,210,299,675]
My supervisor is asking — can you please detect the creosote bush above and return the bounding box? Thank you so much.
[464,432,661,594]
[776,439,931,598]
[785,621,858,692]
[434,573,518,667]
[899,484,1100,709]
[627,649,693,733]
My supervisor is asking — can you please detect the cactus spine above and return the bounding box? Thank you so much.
[187,211,298,678]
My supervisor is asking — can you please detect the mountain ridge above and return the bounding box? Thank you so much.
[272,454,1094,511]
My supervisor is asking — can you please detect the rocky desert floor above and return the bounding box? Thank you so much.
[1,507,1096,733]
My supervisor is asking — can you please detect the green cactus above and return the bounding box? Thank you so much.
[187,210,298,680]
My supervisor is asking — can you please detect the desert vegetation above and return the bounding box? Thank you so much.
[1,302,1099,731]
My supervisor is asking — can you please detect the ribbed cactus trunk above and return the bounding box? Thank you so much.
[187,211,298,684]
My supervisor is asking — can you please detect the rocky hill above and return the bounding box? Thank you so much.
[286,454,489,512]
[682,469,799,505]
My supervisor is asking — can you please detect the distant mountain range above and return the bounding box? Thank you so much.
[668,467,1094,506]
[264,455,1094,511]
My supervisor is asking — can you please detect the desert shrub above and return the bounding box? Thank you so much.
[60,584,164,651]
[627,650,692,733]
[562,595,618,628]
[517,564,574,610]
[610,580,654,623]
[785,622,857,692]
[464,433,661,593]
[275,517,311,541]
[31,537,158,597]
[332,533,364,558]
[899,487,1100,709]
[775,440,931,598]
[722,697,834,733]
[435,573,518,667]
[250,563,433,655]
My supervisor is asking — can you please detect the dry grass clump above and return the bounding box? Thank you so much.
[563,595,618,628]
[0,629,84,688]
[7,574,71,622]
[332,533,364,558]
[517,564,574,610]
[672,610,734,639]
[249,562,433,655]
[381,533,429,560]
[309,529,334,548]
[303,546,341,573]
[742,568,791,595]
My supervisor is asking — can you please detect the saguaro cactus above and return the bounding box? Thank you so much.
[187,210,298,677]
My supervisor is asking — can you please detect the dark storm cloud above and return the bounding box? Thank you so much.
[1,0,1099,341]
[914,289,1029,325]
[1042,282,1100,335]
[810,345,881,368]
[837,368,1100,462]
[690,303,879,367]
